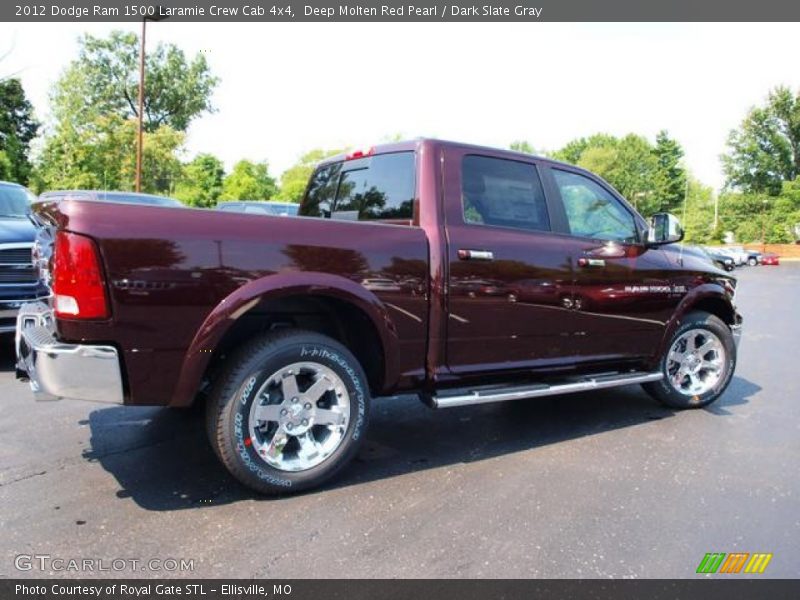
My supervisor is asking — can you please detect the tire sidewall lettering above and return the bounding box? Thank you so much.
[229,342,367,488]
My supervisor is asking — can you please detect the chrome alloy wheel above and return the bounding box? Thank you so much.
[666,328,726,396]
[247,362,350,472]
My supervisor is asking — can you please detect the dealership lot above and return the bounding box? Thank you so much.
[0,264,798,578]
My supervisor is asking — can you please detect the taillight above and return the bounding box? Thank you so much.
[53,231,109,319]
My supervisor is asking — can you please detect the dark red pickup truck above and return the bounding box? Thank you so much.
[16,139,741,494]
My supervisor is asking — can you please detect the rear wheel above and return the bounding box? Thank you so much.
[747,257,758,266]
[206,329,370,494]
[643,311,736,409]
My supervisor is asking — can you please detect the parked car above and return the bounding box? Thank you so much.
[0,182,50,334]
[16,139,742,494]
[723,245,749,266]
[761,252,780,265]
[699,246,736,271]
[744,249,762,266]
[39,190,183,208]
[217,201,300,216]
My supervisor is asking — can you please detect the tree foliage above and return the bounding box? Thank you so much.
[0,78,39,184]
[718,180,800,243]
[553,133,679,216]
[653,130,686,212]
[174,153,225,207]
[53,30,218,133]
[509,140,535,154]
[34,114,184,194]
[722,86,800,195]
[220,160,278,201]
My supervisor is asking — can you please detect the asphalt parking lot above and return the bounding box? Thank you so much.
[1,264,798,579]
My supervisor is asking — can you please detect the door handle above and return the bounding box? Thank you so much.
[458,249,494,261]
[578,257,605,267]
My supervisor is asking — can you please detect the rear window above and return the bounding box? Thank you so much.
[301,152,416,223]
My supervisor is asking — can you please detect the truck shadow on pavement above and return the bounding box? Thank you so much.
[82,375,760,511]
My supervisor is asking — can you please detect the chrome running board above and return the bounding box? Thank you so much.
[428,371,663,409]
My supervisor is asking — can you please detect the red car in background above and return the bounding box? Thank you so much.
[761,253,780,265]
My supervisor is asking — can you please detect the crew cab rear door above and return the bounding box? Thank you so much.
[442,146,579,376]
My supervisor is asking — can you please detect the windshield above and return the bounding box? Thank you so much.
[0,185,34,218]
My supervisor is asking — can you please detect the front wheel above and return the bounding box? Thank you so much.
[748,257,758,266]
[643,311,736,409]
[206,329,370,495]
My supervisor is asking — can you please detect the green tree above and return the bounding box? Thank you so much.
[0,150,12,180]
[722,86,800,195]
[653,130,686,212]
[220,160,277,200]
[509,140,535,154]
[0,78,39,184]
[554,132,685,217]
[681,178,716,244]
[553,133,617,165]
[52,30,218,133]
[34,114,184,194]
[174,153,225,207]
[277,147,346,202]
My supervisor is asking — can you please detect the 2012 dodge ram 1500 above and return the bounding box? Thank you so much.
[16,139,742,494]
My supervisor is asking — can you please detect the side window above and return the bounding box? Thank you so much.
[334,152,415,222]
[552,169,638,243]
[301,163,342,218]
[461,155,550,232]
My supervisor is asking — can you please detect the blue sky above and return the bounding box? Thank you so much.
[2,22,798,189]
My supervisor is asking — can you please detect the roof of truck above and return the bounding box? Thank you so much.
[316,138,574,170]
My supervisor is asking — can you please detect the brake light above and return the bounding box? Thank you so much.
[53,231,109,319]
[345,147,374,161]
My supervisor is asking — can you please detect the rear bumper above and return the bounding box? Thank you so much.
[15,302,124,404]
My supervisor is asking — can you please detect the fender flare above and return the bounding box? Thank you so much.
[649,282,737,368]
[169,271,398,406]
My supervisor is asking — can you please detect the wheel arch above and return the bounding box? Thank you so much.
[649,283,739,369]
[170,272,398,407]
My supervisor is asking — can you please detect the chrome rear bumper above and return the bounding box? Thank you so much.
[15,302,124,404]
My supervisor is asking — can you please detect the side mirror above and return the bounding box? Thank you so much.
[647,212,684,246]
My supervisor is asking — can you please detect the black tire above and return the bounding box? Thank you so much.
[643,311,736,409]
[206,329,370,495]
[747,257,758,266]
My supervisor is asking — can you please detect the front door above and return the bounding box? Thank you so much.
[543,165,675,360]
[443,148,577,376]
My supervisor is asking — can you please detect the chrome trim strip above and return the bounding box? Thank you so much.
[431,371,664,409]
[0,242,34,251]
[15,302,124,404]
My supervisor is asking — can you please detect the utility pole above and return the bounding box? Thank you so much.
[134,9,168,193]
[134,18,146,193]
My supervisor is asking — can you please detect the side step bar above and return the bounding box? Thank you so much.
[427,371,663,409]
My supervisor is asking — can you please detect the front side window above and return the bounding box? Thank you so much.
[552,169,637,243]
[461,155,550,232]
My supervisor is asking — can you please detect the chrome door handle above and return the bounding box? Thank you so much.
[458,249,494,261]
[578,257,605,267]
